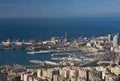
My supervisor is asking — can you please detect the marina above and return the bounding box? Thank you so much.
[1,2,120,80]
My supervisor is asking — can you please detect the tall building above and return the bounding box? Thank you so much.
[113,35,119,47]
[108,34,112,42]
[62,32,68,43]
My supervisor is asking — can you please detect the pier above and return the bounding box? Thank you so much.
[51,53,70,57]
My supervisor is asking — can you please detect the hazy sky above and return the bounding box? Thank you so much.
[0,0,120,18]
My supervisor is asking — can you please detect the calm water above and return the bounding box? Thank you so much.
[0,17,120,40]
[0,17,120,65]
[0,50,52,65]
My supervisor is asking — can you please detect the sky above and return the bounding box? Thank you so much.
[0,0,120,18]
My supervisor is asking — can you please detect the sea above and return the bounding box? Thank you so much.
[0,17,120,65]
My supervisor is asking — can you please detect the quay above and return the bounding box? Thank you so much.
[51,53,70,57]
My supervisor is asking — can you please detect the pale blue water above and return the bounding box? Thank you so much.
[0,17,120,65]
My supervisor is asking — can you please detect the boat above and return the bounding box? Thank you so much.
[27,50,50,54]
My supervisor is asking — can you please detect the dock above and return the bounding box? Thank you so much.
[51,53,70,57]
[30,60,59,66]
